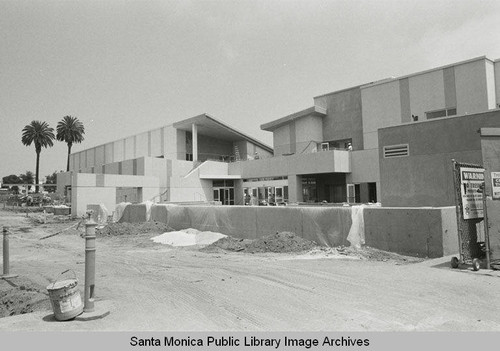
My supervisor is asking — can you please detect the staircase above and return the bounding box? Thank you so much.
[234,145,241,161]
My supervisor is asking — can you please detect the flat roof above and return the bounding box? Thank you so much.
[173,114,272,153]
[360,56,491,89]
[199,174,242,180]
[313,83,367,99]
[379,108,500,131]
[260,106,327,131]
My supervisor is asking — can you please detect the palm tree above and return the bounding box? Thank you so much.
[21,121,55,193]
[56,115,85,171]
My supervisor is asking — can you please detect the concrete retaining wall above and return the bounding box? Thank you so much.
[364,206,458,257]
[122,204,459,257]
[149,205,352,246]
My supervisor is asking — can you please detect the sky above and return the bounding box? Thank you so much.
[1,0,500,181]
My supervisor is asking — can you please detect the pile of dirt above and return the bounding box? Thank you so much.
[336,246,425,263]
[97,221,174,237]
[203,232,424,264]
[202,237,253,252]
[247,232,318,253]
[203,232,318,253]
[0,277,51,318]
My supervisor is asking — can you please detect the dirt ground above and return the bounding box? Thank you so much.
[1,209,500,331]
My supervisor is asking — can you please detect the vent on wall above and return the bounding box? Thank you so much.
[383,144,409,158]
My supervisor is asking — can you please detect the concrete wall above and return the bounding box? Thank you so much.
[455,59,490,115]
[56,172,72,194]
[480,130,500,261]
[346,149,381,202]
[364,206,458,258]
[378,110,500,207]
[71,125,176,171]
[314,87,364,150]
[359,57,495,152]
[68,173,159,216]
[485,60,496,110]
[71,121,270,171]
[150,204,353,246]
[115,204,459,257]
[273,124,291,156]
[409,69,445,121]
[361,80,401,150]
[229,149,350,179]
[167,159,213,202]
[495,61,500,107]
[295,115,323,145]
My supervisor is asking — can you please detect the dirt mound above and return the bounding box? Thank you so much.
[0,277,51,318]
[247,232,318,253]
[97,221,174,237]
[336,246,425,263]
[203,232,318,253]
[202,237,253,252]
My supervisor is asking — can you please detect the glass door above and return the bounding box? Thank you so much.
[275,187,283,204]
[214,187,234,205]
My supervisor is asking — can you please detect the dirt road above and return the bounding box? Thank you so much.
[1,210,500,331]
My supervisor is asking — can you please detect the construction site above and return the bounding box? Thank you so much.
[3,53,500,331]
[1,193,500,331]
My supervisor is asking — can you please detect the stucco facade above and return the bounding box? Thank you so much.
[257,55,500,207]
[59,55,500,213]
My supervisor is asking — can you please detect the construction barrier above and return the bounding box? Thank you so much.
[149,204,353,247]
[122,204,459,257]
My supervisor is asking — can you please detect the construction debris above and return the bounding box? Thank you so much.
[96,221,174,237]
[151,228,226,247]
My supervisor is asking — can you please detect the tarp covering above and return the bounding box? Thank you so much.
[113,202,131,222]
[151,228,226,247]
[346,205,366,248]
[118,203,148,223]
[147,204,353,246]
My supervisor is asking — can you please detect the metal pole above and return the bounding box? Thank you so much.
[1,226,18,279]
[451,159,464,262]
[84,217,97,312]
[481,184,491,269]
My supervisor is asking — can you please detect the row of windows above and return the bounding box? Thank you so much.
[425,107,457,120]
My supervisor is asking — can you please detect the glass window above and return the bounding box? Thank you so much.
[213,180,224,187]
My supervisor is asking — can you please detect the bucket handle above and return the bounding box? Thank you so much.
[50,269,78,289]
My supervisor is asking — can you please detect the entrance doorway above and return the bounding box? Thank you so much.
[213,188,234,205]
[212,179,235,205]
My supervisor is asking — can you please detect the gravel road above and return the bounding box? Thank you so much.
[1,210,500,331]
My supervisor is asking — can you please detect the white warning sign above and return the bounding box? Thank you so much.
[460,167,485,219]
[491,172,500,200]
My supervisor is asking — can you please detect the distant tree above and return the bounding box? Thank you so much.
[19,171,35,193]
[21,120,55,193]
[19,170,35,184]
[56,116,85,171]
[2,174,22,193]
[43,171,58,193]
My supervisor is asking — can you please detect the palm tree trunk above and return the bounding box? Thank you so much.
[66,143,72,172]
[35,151,40,193]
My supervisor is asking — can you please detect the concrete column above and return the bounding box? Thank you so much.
[192,123,198,162]
[288,174,303,203]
